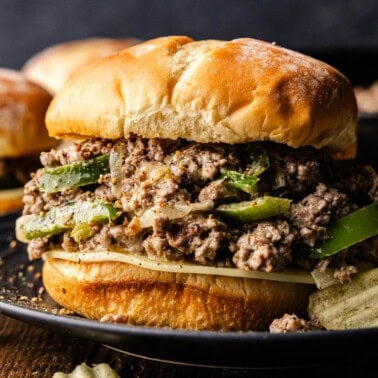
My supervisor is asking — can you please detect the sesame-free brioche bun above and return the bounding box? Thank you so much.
[42,257,314,331]
[46,36,357,155]
[0,68,58,158]
[22,37,140,94]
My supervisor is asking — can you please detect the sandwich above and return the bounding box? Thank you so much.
[15,36,378,331]
[0,68,58,214]
[22,37,140,95]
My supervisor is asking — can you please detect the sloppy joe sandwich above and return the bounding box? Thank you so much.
[22,37,140,95]
[16,36,378,331]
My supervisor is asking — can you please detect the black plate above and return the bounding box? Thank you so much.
[1,211,378,369]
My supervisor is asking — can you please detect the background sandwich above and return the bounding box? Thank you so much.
[0,68,58,213]
[16,36,378,331]
[22,37,140,95]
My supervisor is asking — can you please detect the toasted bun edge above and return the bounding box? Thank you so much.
[42,257,315,331]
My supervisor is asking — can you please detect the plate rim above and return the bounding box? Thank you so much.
[1,211,378,369]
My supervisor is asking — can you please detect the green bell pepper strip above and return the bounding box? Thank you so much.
[38,154,110,193]
[221,147,269,195]
[247,146,270,176]
[308,202,378,259]
[214,196,291,222]
[20,200,120,240]
[221,170,260,194]
[71,222,96,242]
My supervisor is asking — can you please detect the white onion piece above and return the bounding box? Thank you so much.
[311,269,338,289]
[139,162,170,182]
[15,214,34,243]
[109,144,125,198]
[174,200,214,213]
[311,261,375,290]
[139,200,214,229]
[43,250,315,284]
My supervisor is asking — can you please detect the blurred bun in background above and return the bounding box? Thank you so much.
[22,37,140,94]
[0,68,58,213]
[354,81,378,115]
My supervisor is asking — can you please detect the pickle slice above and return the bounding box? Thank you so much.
[308,269,378,330]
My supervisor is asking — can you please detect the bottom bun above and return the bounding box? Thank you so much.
[43,258,315,331]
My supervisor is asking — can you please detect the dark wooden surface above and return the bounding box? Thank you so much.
[0,313,256,378]
[1,313,376,378]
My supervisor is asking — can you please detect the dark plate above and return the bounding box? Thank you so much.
[0,211,378,369]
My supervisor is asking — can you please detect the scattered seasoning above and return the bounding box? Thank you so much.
[27,282,35,289]
[7,276,15,284]
[9,240,17,249]
[27,265,35,272]
[58,307,75,316]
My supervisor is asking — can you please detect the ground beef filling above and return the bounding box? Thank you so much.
[269,313,324,333]
[23,136,378,277]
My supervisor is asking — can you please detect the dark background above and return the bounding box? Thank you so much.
[0,0,377,85]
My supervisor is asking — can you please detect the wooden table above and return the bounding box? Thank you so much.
[0,313,257,377]
[1,313,376,378]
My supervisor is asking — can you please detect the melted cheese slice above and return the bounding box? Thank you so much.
[43,250,315,285]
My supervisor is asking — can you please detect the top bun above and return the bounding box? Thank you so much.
[0,68,58,158]
[22,37,140,94]
[46,36,357,153]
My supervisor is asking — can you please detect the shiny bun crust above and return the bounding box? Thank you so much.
[22,37,140,94]
[0,69,58,158]
[42,258,314,331]
[46,36,357,153]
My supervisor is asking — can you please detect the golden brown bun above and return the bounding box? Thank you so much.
[0,68,58,158]
[23,37,140,94]
[46,36,357,153]
[0,187,24,213]
[42,258,314,331]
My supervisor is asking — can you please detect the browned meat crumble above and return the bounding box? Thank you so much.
[269,313,324,333]
[23,135,378,280]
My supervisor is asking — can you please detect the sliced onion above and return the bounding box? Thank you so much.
[311,261,375,290]
[43,249,315,284]
[311,268,338,289]
[139,200,214,229]
[109,144,125,198]
[139,162,170,182]
[15,214,34,243]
